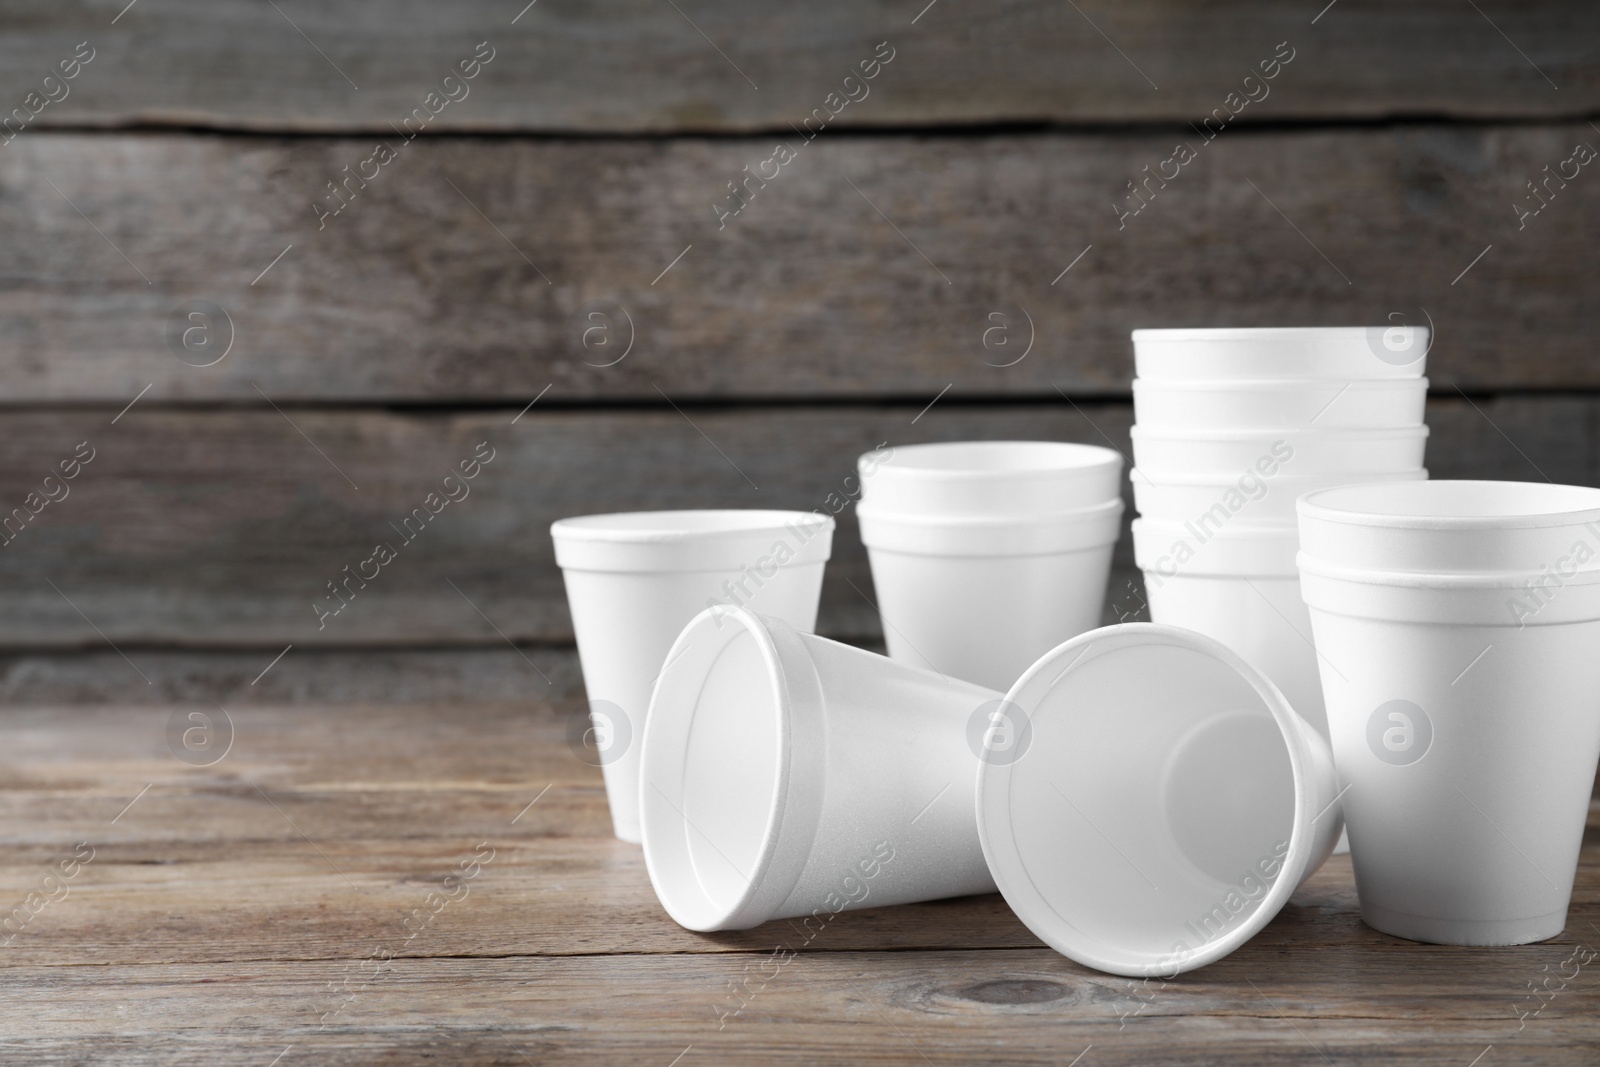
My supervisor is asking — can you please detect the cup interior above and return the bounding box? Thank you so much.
[641,610,788,930]
[1301,480,1600,526]
[980,627,1303,973]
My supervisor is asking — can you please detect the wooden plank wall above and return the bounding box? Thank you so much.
[0,1,1596,693]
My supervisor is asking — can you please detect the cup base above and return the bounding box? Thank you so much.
[1360,901,1567,946]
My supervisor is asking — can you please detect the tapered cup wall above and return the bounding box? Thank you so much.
[1303,577,1600,945]
[1131,468,1427,525]
[640,608,1001,932]
[1132,378,1428,430]
[860,501,1123,692]
[1131,427,1428,476]
[1132,327,1429,381]
[552,511,833,842]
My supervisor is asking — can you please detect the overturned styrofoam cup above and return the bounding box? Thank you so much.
[858,440,1123,515]
[859,499,1123,691]
[551,511,833,843]
[640,607,1001,931]
[978,623,1342,977]
[1132,327,1429,381]
[1131,467,1427,525]
[1297,480,1600,945]
[1131,426,1428,477]
[1132,377,1429,431]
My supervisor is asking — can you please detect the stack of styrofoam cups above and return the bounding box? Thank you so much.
[855,441,1124,690]
[1129,326,1431,747]
[551,511,833,842]
[1298,480,1600,945]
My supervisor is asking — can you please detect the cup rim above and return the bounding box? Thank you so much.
[1296,552,1600,589]
[1130,425,1428,444]
[1131,468,1427,490]
[1131,326,1429,343]
[856,497,1124,527]
[1134,376,1429,393]
[639,606,811,931]
[1298,480,1600,531]
[860,441,1122,480]
[552,509,831,544]
[977,622,1317,976]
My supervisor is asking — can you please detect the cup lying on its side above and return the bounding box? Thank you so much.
[856,441,1125,692]
[978,623,1342,977]
[1298,480,1600,946]
[551,511,833,843]
[639,606,1001,931]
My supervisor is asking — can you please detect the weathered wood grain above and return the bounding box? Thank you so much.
[0,700,1596,1064]
[2,126,1598,401]
[3,1,1597,135]
[0,397,1588,647]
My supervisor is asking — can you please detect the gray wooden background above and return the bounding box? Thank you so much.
[1,0,1597,707]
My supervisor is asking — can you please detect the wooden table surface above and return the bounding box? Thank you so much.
[2,697,1597,1066]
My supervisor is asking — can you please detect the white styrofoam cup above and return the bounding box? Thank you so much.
[551,510,833,842]
[1131,467,1427,525]
[639,607,1000,931]
[978,623,1342,976]
[1132,327,1429,381]
[1131,426,1428,477]
[1133,377,1428,430]
[859,499,1124,691]
[1297,480,1600,945]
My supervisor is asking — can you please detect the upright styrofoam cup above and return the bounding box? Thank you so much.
[1132,377,1429,430]
[859,499,1124,691]
[858,441,1123,515]
[978,623,1342,976]
[1297,480,1600,945]
[1132,326,1429,381]
[551,511,833,842]
[1131,468,1427,525]
[1131,426,1428,476]
[639,607,1000,931]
